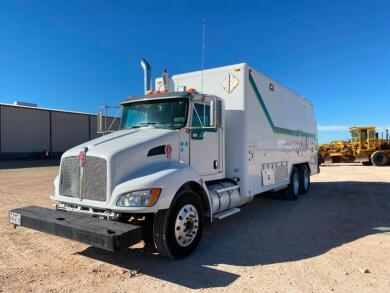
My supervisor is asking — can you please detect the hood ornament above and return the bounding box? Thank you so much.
[78,147,88,168]
[78,147,88,201]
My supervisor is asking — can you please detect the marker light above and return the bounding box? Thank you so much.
[187,88,197,93]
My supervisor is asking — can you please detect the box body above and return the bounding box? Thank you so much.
[156,63,318,197]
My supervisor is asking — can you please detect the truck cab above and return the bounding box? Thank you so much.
[119,91,224,180]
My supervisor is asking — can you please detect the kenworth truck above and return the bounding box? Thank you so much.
[9,61,318,259]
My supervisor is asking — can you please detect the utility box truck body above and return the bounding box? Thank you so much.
[10,63,318,259]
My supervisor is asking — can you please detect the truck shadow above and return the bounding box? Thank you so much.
[79,181,390,289]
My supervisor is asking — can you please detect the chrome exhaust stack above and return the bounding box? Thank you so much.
[140,58,152,94]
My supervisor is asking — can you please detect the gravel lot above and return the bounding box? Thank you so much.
[0,161,389,292]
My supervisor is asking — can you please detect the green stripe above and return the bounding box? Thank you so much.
[248,72,317,139]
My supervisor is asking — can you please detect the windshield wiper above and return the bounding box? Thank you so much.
[129,122,158,129]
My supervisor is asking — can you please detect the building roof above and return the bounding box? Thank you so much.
[0,102,100,116]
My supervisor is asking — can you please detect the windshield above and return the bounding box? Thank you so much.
[120,98,188,130]
[350,129,358,142]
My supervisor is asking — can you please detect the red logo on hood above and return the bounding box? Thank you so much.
[78,147,88,167]
[165,144,172,159]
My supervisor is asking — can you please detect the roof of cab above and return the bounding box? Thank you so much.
[121,91,197,105]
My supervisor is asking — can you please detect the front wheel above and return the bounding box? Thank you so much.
[153,190,204,259]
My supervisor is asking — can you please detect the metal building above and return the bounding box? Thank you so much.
[0,103,119,160]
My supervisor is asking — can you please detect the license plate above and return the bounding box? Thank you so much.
[9,212,21,225]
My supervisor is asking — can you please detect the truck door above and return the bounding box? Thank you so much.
[189,102,223,177]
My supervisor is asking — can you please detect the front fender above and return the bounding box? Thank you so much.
[50,175,60,200]
[109,162,205,213]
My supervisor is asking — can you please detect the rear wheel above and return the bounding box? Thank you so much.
[371,151,388,166]
[152,190,204,259]
[282,167,300,200]
[298,165,310,194]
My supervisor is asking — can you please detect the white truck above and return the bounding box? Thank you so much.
[9,61,318,259]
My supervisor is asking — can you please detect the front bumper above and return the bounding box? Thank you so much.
[9,206,142,251]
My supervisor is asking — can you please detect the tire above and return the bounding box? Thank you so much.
[371,151,388,166]
[331,156,342,163]
[282,166,300,200]
[152,190,204,259]
[362,160,372,166]
[298,165,310,194]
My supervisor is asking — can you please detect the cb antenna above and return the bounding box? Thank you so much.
[201,18,206,94]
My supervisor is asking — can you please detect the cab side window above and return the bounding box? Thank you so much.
[192,104,211,127]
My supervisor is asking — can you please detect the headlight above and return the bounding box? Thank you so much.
[116,188,161,207]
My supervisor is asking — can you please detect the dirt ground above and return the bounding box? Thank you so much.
[0,161,389,293]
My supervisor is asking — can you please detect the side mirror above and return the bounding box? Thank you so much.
[209,98,222,128]
[209,100,215,128]
[216,99,222,128]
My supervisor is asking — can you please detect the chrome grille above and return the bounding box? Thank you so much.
[60,156,80,198]
[59,156,107,202]
[83,157,107,201]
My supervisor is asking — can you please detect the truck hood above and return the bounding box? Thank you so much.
[61,127,181,194]
[63,127,177,159]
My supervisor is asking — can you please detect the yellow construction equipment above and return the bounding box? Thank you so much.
[349,126,390,166]
[318,140,354,163]
[318,126,390,166]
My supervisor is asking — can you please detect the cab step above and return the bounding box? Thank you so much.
[213,207,241,220]
[208,184,239,194]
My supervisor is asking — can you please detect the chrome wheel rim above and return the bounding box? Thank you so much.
[304,169,309,190]
[174,204,199,247]
[293,173,300,195]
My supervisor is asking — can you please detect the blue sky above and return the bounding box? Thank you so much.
[1,0,389,143]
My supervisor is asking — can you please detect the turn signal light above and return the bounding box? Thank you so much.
[187,88,197,93]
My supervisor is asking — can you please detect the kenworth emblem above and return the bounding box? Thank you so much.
[78,147,88,167]
[165,144,172,159]
[78,147,88,200]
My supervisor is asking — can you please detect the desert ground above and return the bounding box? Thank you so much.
[0,161,389,292]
